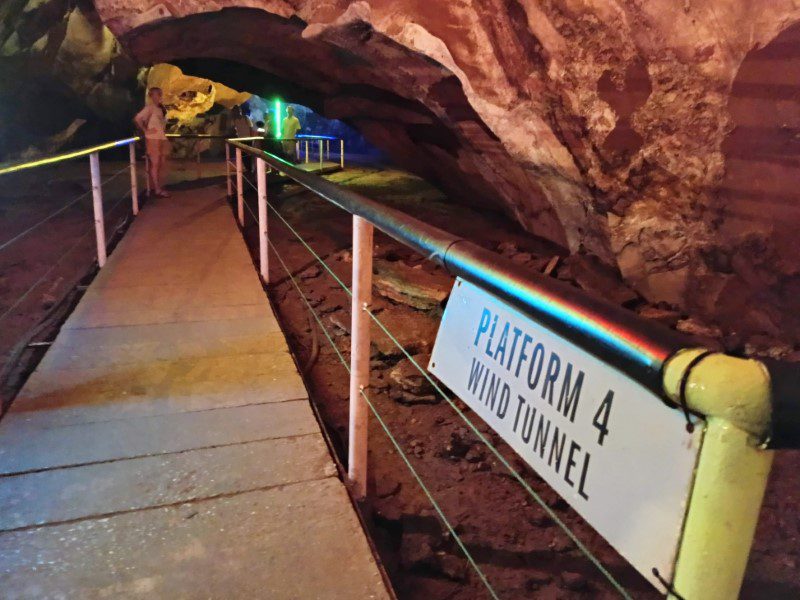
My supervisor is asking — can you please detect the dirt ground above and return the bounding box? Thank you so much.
[1,161,798,598]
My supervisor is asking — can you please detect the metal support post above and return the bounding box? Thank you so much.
[669,418,773,599]
[340,139,345,169]
[225,143,232,197]
[326,139,330,160]
[663,349,774,599]
[89,152,107,268]
[129,142,139,216]
[236,147,244,226]
[319,140,323,169]
[257,157,268,282]
[348,215,373,499]
[305,140,310,164]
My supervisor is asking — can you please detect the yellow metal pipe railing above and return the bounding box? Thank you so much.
[662,349,774,598]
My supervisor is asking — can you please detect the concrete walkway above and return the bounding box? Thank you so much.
[0,185,390,599]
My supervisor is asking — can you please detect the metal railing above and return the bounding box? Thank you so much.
[225,135,346,229]
[0,137,142,266]
[226,138,796,600]
[0,132,793,598]
[0,137,151,409]
[294,135,343,167]
[228,139,681,389]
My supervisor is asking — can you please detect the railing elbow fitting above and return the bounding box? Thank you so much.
[662,348,772,443]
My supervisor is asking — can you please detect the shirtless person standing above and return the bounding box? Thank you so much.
[134,87,170,198]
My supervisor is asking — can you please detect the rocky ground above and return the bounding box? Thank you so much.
[1,162,798,598]
[234,167,800,599]
[0,160,136,408]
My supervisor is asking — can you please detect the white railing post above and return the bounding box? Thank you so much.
[129,142,139,216]
[348,215,373,499]
[326,139,330,160]
[319,140,323,169]
[235,147,244,226]
[225,143,232,197]
[257,157,268,282]
[305,140,309,164]
[340,139,345,169]
[89,152,107,268]
[295,141,299,162]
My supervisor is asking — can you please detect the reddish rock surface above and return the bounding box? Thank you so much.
[91,0,800,345]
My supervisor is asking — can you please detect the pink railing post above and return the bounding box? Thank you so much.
[89,152,107,268]
[257,157,268,282]
[144,154,151,196]
[235,147,244,226]
[225,143,233,197]
[348,215,373,499]
[129,142,139,216]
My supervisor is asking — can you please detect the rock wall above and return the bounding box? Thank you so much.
[88,1,800,346]
[0,0,141,158]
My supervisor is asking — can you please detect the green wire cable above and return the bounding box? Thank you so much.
[0,180,132,326]
[365,309,633,599]
[359,386,500,600]
[0,164,129,254]
[241,173,258,194]
[266,237,349,368]
[267,201,352,297]
[237,171,352,295]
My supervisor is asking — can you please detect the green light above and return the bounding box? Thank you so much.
[274,99,282,139]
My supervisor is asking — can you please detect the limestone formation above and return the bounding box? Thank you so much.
[0,0,141,157]
[146,63,250,126]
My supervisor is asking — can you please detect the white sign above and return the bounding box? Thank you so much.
[429,278,702,587]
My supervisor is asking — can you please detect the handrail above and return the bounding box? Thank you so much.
[0,137,139,176]
[227,138,790,599]
[294,134,340,141]
[166,133,229,139]
[0,134,344,177]
[228,139,687,395]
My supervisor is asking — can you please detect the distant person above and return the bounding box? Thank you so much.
[232,105,254,138]
[232,105,254,170]
[281,106,302,162]
[134,87,170,198]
